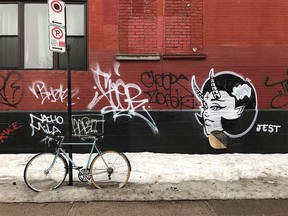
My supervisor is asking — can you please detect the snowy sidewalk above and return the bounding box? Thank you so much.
[1,153,288,202]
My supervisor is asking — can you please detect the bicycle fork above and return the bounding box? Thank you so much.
[92,146,113,180]
[44,151,61,175]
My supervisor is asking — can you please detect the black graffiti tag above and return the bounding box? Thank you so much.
[141,71,196,109]
[264,72,288,109]
[0,72,23,108]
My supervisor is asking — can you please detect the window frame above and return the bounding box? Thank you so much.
[0,3,19,69]
[0,0,88,70]
[57,2,87,70]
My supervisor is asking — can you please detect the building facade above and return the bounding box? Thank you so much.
[0,0,287,153]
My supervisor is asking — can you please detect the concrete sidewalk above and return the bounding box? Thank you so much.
[2,153,288,203]
[1,178,288,203]
[1,200,288,216]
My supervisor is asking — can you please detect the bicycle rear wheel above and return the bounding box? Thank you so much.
[24,152,68,192]
[90,150,131,189]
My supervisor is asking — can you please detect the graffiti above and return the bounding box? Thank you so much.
[40,135,64,147]
[192,68,258,148]
[264,72,288,109]
[256,124,281,133]
[29,81,79,105]
[0,71,23,108]
[88,62,159,134]
[141,71,195,109]
[72,114,104,137]
[29,113,64,136]
[0,122,22,143]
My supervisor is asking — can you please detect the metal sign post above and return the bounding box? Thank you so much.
[66,44,73,186]
[48,0,73,186]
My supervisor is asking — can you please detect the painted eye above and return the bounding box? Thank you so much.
[210,105,226,111]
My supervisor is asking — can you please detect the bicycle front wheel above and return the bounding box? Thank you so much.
[24,153,68,192]
[90,150,131,189]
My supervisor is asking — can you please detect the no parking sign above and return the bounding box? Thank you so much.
[49,25,66,52]
[48,0,66,53]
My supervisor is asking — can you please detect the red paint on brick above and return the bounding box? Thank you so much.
[1,0,288,111]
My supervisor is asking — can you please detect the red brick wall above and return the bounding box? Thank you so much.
[203,0,288,109]
[119,0,158,53]
[118,0,203,54]
[1,0,287,112]
[204,0,288,46]
[165,0,192,53]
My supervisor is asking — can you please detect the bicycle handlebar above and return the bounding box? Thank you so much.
[41,132,104,148]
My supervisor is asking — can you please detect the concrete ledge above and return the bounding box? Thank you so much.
[162,53,207,59]
[115,54,161,61]
[115,53,207,61]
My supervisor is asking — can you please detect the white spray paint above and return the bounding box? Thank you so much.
[29,113,63,136]
[88,63,158,134]
[29,81,79,105]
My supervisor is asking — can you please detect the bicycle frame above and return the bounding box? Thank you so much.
[46,137,106,174]
[24,133,131,191]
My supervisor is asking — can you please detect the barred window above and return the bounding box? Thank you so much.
[118,0,204,57]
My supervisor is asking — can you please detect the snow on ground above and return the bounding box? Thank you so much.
[1,152,288,202]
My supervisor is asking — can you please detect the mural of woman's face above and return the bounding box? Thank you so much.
[201,90,243,135]
[192,68,257,141]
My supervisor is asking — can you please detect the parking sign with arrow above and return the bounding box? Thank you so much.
[48,0,65,27]
[49,25,66,52]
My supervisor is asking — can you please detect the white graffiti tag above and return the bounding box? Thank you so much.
[29,81,79,105]
[72,114,105,137]
[88,63,159,134]
[30,113,63,136]
[256,124,281,133]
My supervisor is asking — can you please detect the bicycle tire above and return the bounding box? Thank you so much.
[90,150,131,189]
[24,152,68,192]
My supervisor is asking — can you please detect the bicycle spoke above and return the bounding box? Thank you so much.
[90,151,131,189]
[24,153,67,192]
[24,135,131,191]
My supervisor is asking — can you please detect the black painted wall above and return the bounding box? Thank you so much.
[0,110,287,154]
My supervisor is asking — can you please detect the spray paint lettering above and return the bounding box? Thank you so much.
[72,114,104,137]
[29,81,79,105]
[256,124,281,133]
[141,71,195,109]
[88,62,158,134]
[40,135,64,147]
[0,71,23,108]
[0,122,22,143]
[264,72,288,109]
[29,113,64,136]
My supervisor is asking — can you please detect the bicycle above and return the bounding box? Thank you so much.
[23,132,131,192]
